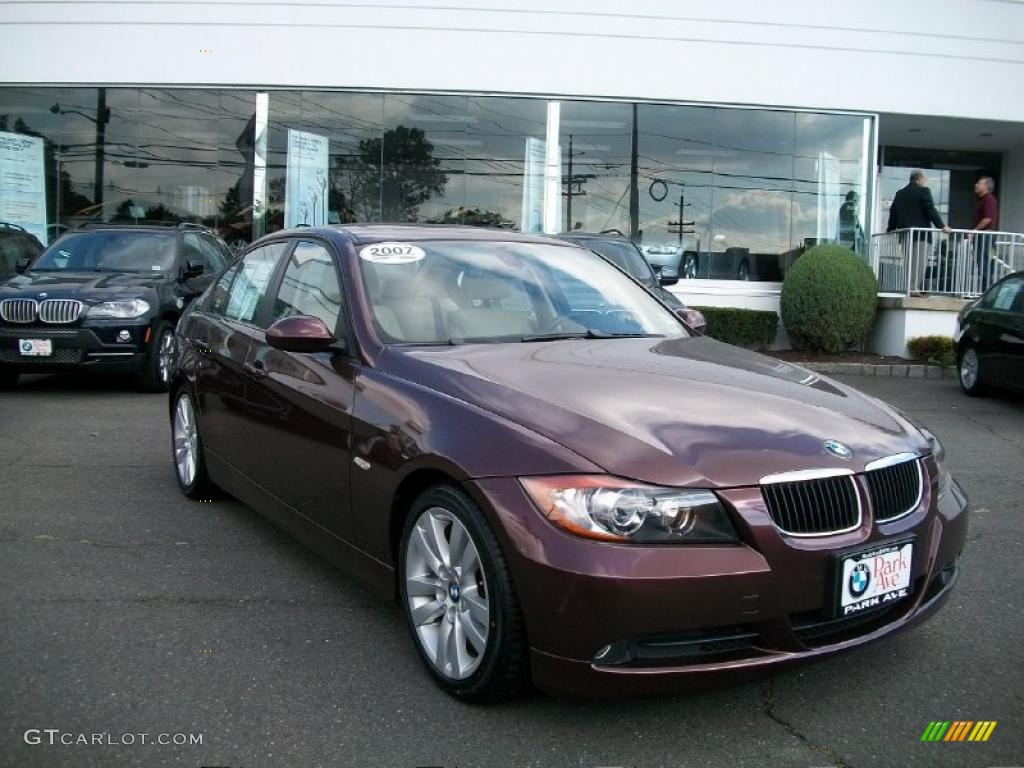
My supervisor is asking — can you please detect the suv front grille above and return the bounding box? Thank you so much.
[761,474,860,536]
[866,458,922,522]
[0,299,37,323]
[38,299,83,324]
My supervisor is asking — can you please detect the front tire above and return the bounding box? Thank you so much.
[171,388,219,499]
[399,485,528,703]
[958,344,987,397]
[139,320,176,393]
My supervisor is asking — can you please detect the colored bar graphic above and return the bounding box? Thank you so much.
[921,720,996,742]
[944,721,973,741]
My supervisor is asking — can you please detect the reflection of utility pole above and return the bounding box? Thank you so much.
[94,89,108,207]
[629,104,639,242]
[50,88,111,208]
[562,134,592,231]
[668,189,694,246]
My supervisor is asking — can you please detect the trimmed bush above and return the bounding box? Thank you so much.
[907,335,956,367]
[693,306,778,350]
[780,244,877,353]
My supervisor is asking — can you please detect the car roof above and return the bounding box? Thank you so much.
[555,232,631,243]
[68,223,209,235]
[264,224,580,248]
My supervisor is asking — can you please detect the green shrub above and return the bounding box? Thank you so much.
[780,244,877,353]
[693,306,778,350]
[907,335,956,367]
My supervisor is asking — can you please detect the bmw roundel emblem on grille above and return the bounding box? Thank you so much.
[849,563,871,597]
[823,439,854,460]
[38,292,48,299]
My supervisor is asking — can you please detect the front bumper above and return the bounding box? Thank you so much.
[0,322,152,374]
[470,465,968,699]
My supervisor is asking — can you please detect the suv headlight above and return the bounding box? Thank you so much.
[918,425,951,495]
[520,475,738,543]
[87,299,151,319]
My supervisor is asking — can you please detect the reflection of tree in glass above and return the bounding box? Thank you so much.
[335,125,447,222]
[428,207,514,229]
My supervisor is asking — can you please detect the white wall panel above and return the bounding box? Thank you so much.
[1,1,1022,121]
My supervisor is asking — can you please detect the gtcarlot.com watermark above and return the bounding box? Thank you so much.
[24,729,203,747]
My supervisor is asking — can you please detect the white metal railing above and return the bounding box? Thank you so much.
[870,228,1024,297]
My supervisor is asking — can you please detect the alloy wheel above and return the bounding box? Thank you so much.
[173,393,198,487]
[960,347,979,390]
[404,507,490,681]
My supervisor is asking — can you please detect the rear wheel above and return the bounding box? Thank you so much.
[171,388,219,499]
[0,370,18,390]
[399,485,528,703]
[139,320,175,393]
[958,344,987,397]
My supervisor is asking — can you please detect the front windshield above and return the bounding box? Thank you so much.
[32,231,177,273]
[358,240,687,344]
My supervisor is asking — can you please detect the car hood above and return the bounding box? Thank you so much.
[0,270,164,302]
[380,336,929,488]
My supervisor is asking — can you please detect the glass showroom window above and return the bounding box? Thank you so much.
[266,90,385,234]
[0,86,259,247]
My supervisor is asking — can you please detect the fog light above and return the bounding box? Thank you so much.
[116,330,131,343]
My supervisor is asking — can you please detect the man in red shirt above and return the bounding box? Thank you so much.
[973,176,999,290]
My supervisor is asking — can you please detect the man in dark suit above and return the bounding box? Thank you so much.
[886,170,951,292]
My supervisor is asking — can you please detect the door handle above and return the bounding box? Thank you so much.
[243,360,267,380]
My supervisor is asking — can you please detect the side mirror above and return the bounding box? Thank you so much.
[266,315,338,353]
[674,307,707,335]
[659,272,679,287]
[182,260,204,280]
[15,258,31,274]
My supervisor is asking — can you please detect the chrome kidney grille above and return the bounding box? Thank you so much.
[39,299,83,324]
[0,298,38,323]
[865,458,922,523]
[761,474,861,536]
[0,298,83,324]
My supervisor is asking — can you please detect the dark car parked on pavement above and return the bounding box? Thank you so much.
[0,223,44,283]
[169,225,967,702]
[0,222,230,391]
[956,270,1024,397]
[556,232,707,333]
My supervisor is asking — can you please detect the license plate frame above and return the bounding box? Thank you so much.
[832,537,915,618]
[18,338,52,357]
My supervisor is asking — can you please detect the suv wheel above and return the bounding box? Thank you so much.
[139,320,175,393]
[958,344,987,397]
[0,370,18,390]
[171,388,219,499]
[399,485,528,703]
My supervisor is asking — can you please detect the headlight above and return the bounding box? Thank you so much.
[87,299,151,319]
[918,425,951,495]
[520,475,738,543]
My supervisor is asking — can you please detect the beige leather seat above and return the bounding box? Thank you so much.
[447,277,535,339]
[373,278,448,342]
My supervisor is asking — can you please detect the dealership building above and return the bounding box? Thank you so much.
[1,1,1022,351]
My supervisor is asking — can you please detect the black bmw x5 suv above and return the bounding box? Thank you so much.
[0,222,230,391]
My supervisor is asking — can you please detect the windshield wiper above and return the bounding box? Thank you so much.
[520,330,663,342]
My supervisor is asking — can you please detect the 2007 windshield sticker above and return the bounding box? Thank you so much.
[358,243,426,265]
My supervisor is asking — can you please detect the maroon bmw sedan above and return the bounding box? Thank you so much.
[168,225,968,702]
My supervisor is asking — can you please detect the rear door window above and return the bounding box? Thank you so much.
[224,242,289,326]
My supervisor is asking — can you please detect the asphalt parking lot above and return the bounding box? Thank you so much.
[1,372,1022,768]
